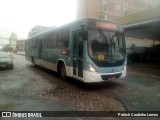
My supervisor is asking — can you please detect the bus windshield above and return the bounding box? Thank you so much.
[88,29,126,63]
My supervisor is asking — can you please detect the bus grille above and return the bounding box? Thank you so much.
[101,73,122,80]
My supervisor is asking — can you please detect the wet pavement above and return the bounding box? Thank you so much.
[0,54,160,120]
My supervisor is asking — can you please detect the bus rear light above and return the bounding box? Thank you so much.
[61,50,70,56]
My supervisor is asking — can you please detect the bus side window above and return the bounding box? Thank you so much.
[57,29,69,48]
[47,35,52,48]
[53,32,57,47]
[33,38,37,48]
[47,32,57,48]
[25,41,28,50]
[44,35,48,49]
[30,40,33,48]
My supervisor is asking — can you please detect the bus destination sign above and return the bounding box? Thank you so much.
[96,22,117,29]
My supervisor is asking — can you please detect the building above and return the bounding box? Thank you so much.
[9,33,17,52]
[0,45,3,50]
[0,29,11,47]
[76,0,160,62]
[76,0,160,20]
[17,40,26,52]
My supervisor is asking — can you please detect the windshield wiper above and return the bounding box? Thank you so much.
[98,29,108,45]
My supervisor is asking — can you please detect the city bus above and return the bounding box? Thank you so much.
[25,18,126,83]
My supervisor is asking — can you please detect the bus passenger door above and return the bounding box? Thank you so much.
[73,31,83,78]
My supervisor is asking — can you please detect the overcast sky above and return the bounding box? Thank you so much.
[0,0,77,39]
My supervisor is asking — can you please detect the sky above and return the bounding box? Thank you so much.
[0,0,77,39]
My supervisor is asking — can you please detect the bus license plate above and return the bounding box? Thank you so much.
[108,77,116,80]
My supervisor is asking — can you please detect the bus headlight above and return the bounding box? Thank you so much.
[89,65,96,72]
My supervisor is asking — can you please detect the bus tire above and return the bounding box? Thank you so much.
[32,57,36,67]
[59,63,66,80]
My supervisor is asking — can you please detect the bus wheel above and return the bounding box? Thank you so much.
[32,58,36,67]
[59,64,66,80]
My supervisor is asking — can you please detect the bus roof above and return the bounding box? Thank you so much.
[26,18,121,40]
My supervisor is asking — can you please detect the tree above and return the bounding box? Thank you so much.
[3,44,10,52]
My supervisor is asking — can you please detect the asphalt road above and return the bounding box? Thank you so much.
[0,54,159,120]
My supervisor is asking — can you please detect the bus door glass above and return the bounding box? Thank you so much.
[73,31,83,78]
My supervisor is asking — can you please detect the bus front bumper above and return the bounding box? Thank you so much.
[83,67,126,83]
